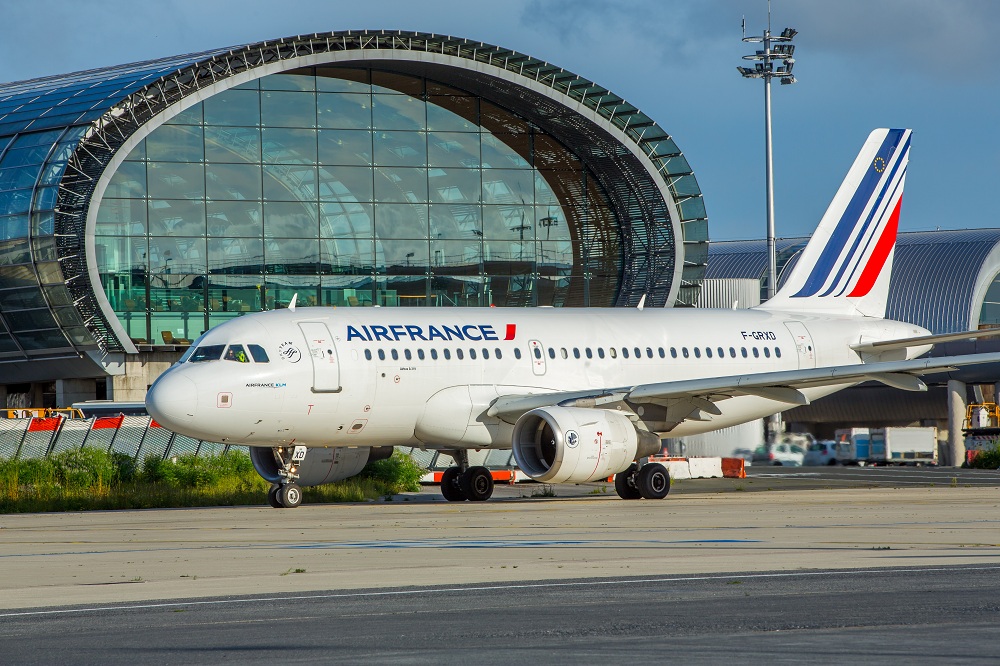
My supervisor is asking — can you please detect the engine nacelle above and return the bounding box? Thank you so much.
[249,446,393,487]
[512,407,660,483]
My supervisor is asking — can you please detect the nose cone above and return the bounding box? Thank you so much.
[146,372,198,428]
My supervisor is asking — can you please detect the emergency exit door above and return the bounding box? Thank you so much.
[298,322,341,392]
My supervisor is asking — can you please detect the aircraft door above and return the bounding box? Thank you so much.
[529,339,547,376]
[783,321,815,369]
[298,322,341,392]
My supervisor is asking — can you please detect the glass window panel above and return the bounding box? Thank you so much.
[489,274,535,307]
[53,306,85,328]
[0,333,19,353]
[481,133,530,169]
[430,239,481,273]
[371,72,423,96]
[428,168,481,203]
[15,329,69,350]
[0,264,35,288]
[534,171,573,206]
[205,126,261,163]
[262,128,317,164]
[317,166,374,202]
[263,164,317,201]
[317,93,371,129]
[265,238,318,274]
[679,197,707,221]
[263,201,317,238]
[43,284,73,307]
[5,308,58,332]
[426,96,478,132]
[428,132,480,168]
[320,239,374,274]
[203,88,261,127]
[95,236,145,273]
[372,94,425,131]
[429,203,481,239]
[147,162,205,200]
[374,167,428,203]
[146,125,204,162]
[0,214,29,240]
[261,91,317,128]
[206,163,262,201]
[376,241,427,274]
[148,238,207,275]
[0,287,45,310]
[374,131,426,167]
[261,72,316,92]
[0,189,32,215]
[208,200,262,237]
[105,161,147,198]
[30,212,53,236]
[31,236,58,261]
[375,203,427,239]
[207,281,263,314]
[483,204,534,239]
[0,145,51,168]
[165,103,203,125]
[232,79,260,90]
[149,299,203,342]
[430,275,488,306]
[484,240,535,264]
[9,129,63,148]
[123,139,146,162]
[379,275,428,304]
[263,278,319,309]
[483,170,534,204]
[0,238,30,265]
[208,237,264,274]
[671,174,702,197]
[536,206,570,240]
[316,67,370,92]
[537,240,575,272]
[0,166,41,192]
[148,199,206,236]
[320,202,373,237]
[318,129,373,166]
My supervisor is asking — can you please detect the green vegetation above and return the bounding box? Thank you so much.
[965,444,1000,470]
[0,449,426,513]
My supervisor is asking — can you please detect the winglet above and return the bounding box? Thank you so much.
[288,293,298,312]
[637,294,646,311]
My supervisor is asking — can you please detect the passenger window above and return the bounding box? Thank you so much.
[694,348,701,358]
[764,347,771,358]
[533,347,542,359]
[457,349,464,360]
[610,347,617,359]
[391,349,399,361]
[729,347,736,358]
[705,347,713,358]
[224,345,250,363]
[573,348,580,359]
[469,349,477,360]
[717,347,724,358]
[189,344,226,362]
[364,349,372,361]
[431,349,439,360]
[378,349,386,361]
[514,348,521,360]
[682,347,689,358]
[657,347,665,358]
[417,349,425,360]
[444,349,451,360]
[597,348,605,359]
[752,347,760,358]
[248,344,270,363]
[495,348,502,359]
[548,348,556,359]
[670,347,677,359]
[775,347,782,358]
[405,349,413,360]
[635,347,642,358]
[622,348,629,359]
[483,348,490,360]
[585,348,593,359]
[741,347,748,358]
[560,348,568,359]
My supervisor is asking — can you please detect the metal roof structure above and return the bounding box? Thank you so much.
[0,30,708,363]
[708,230,1000,333]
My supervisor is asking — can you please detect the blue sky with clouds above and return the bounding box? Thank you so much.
[4,0,997,240]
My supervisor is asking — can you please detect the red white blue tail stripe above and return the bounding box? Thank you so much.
[792,129,910,299]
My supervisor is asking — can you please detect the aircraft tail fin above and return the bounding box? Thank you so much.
[758,128,911,318]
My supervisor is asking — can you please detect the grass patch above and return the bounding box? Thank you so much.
[0,448,425,513]
[965,444,1000,470]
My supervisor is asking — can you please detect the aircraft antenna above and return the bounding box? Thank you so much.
[288,293,298,312]
[637,294,646,311]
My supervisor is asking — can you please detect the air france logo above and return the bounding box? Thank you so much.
[346,323,517,343]
[278,341,301,363]
[565,430,580,448]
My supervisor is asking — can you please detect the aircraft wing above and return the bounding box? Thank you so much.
[487,351,1000,425]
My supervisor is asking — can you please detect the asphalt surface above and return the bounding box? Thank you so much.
[2,565,999,664]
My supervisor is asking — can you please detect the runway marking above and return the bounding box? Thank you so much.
[3,565,1000,618]
[287,538,762,549]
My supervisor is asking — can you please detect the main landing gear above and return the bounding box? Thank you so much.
[440,450,494,502]
[614,462,670,500]
[268,445,307,509]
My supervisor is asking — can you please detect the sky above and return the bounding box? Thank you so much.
[3,0,998,241]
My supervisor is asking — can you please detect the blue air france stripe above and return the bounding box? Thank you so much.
[793,129,910,298]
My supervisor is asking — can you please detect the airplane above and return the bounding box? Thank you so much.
[146,128,1000,508]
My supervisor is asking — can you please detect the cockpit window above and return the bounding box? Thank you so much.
[248,344,269,363]
[179,345,198,363]
[224,344,250,363]
[188,344,226,362]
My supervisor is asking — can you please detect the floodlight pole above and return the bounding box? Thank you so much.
[763,39,776,300]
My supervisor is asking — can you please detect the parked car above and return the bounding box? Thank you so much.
[752,442,805,466]
[732,448,754,466]
[803,440,838,466]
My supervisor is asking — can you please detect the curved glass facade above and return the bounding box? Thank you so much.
[95,67,623,345]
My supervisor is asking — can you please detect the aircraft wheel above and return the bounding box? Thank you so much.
[637,463,671,500]
[614,464,642,500]
[440,467,466,501]
[460,466,494,502]
[280,483,303,508]
[267,484,284,508]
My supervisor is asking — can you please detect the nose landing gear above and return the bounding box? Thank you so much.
[268,445,307,508]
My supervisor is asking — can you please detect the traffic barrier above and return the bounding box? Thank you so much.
[721,457,747,478]
[687,457,723,478]
[424,469,527,484]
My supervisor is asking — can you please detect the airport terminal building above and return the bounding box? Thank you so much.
[0,30,708,406]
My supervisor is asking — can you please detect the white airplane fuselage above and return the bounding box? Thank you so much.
[147,306,930,450]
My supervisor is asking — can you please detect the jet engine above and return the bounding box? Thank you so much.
[249,446,393,486]
[512,406,660,483]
